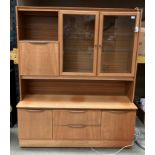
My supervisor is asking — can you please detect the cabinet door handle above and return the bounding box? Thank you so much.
[98,45,102,48]
[27,41,50,44]
[66,124,87,128]
[108,111,129,114]
[69,110,87,113]
[26,109,44,112]
[94,44,98,48]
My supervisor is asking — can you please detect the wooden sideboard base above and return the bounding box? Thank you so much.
[19,139,133,148]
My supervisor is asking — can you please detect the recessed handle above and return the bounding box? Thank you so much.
[27,41,50,44]
[108,111,129,114]
[66,124,87,128]
[98,45,102,48]
[94,44,98,48]
[26,109,44,112]
[69,110,87,113]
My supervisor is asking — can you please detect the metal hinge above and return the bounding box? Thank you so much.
[134,27,139,32]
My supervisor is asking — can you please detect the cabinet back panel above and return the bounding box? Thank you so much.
[18,11,58,40]
[22,80,130,95]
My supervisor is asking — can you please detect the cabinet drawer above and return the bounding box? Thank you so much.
[53,110,101,125]
[18,109,52,140]
[101,110,136,140]
[53,124,100,140]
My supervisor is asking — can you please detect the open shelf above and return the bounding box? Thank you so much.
[20,79,133,95]
[18,11,58,41]
[17,94,137,110]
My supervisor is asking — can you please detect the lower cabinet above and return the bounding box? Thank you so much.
[17,109,136,147]
[18,109,52,140]
[101,111,136,140]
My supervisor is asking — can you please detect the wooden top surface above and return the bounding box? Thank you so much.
[16,6,140,12]
[17,94,137,110]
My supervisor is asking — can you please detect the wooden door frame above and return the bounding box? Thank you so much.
[97,11,140,77]
[59,10,99,76]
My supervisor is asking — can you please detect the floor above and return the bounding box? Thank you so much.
[10,118,145,155]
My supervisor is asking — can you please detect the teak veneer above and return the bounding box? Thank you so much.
[16,6,141,148]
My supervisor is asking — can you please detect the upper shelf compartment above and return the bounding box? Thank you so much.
[17,11,58,41]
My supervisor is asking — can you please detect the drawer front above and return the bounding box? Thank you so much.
[101,110,136,140]
[18,109,52,140]
[53,124,101,140]
[53,110,101,125]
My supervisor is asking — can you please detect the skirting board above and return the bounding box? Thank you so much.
[19,139,133,148]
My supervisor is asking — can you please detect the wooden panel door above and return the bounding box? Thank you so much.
[98,11,140,77]
[59,10,99,76]
[101,110,136,140]
[19,41,59,76]
[18,109,52,140]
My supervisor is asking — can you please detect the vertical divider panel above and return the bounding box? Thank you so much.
[130,11,141,77]
[93,12,99,76]
[59,11,63,76]
[97,12,104,76]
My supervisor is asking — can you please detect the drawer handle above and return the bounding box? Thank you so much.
[26,109,44,112]
[66,124,87,128]
[69,110,87,113]
[108,111,129,114]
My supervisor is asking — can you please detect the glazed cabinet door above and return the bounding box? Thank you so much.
[59,10,99,76]
[98,12,140,77]
[19,41,59,76]
[101,111,136,140]
[18,109,52,140]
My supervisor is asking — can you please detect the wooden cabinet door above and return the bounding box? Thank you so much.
[59,10,99,76]
[101,111,136,140]
[98,12,140,77]
[18,109,52,140]
[19,41,59,76]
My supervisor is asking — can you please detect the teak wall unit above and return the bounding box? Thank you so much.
[16,6,141,148]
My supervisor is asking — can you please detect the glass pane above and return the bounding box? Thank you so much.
[63,14,95,73]
[101,16,136,73]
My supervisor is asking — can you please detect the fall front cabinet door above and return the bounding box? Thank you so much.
[60,11,99,76]
[97,12,140,77]
[19,41,59,76]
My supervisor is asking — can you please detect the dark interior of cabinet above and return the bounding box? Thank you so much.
[63,14,95,73]
[21,79,134,98]
[18,11,58,40]
[101,16,135,73]
[135,64,145,98]
[17,0,145,10]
